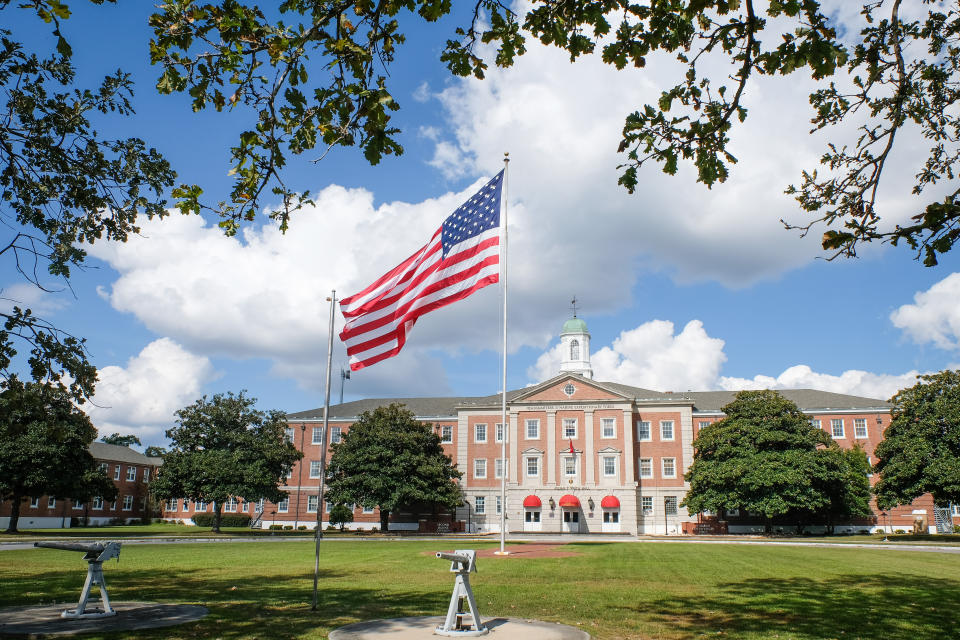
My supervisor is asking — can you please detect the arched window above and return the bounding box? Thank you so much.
[570,339,580,360]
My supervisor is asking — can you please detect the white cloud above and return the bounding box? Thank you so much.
[890,272,960,350]
[528,319,924,401]
[84,338,218,445]
[0,282,70,316]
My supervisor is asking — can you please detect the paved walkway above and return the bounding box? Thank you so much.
[329,616,590,640]
[0,602,207,636]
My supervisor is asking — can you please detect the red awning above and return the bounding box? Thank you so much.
[600,495,620,509]
[558,494,580,508]
[522,495,542,508]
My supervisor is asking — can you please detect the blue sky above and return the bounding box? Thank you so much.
[5,2,960,446]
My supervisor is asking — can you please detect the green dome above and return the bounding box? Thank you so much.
[561,317,588,334]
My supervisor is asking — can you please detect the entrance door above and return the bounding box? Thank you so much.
[562,509,580,533]
[524,509,542,532]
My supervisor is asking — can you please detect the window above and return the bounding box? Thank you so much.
[110,500,117,511]
[362,505,375,514]
[285,427,294,442]
[867,456,874,477]
[196,500,206,511]
[441,425,453,443]
[563,383,576,396]
[165,498,176,511]
[143,468,150,483]
[525,511,541,523]
[603,456,617,477]
[570,339,580,360]
[563,456,576,477]
[603,511,619,523]
[563,418,577,438]
[854,418,868,439]
[73,500,84,510]
[698,421,710,431]
[496,496,502,515]
[526,457,539,477]
[126,466,137,481]
[662,457,677,478]
[953,504,960,516]
[331,427,342,444]
[831,419,845,438]
[601,418,615,438]
[92,497,104,510]
[495,458,504,479]
[325,500,332,513]
[660,421,674,440]
[474,423,487,443]
[810,419,822,430]
[474,496,485,514]
[99,462,108,474]
[277,498,289,513]
[664,496,678,516]
[114,465,121,481]
[307,495,318,513]
[29,497,39,508]
[224,497,237,512]
[639,458,653,478]
[310,460,323,478]
[526,419,540,439]
[495,423,504,443]
[122,495,134,511]
[256,498,264,512]
[474,458,487,479]
[641,496,653,516]
[312,427,324,444]
[725,508,740,517]
[636,420,651,441]
[47,497,56,509]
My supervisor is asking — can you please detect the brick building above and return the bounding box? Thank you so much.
[0,443,162,529]
[163,316,957,534]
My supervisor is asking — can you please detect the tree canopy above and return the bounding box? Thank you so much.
[100,433,143,448]
[150,391,301,532]
[325,403,462,532]
[683,390,872,532]
[874,370,960,510]
[0,378,117,532]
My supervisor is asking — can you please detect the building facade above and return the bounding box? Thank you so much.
[0,442,162,529]
[164,316,956,535]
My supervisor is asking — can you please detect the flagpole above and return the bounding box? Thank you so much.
[497,153,510,555]
[312,290,336,610]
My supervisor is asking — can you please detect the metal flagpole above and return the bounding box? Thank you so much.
[312,290,336,610]
[497,153,510,555]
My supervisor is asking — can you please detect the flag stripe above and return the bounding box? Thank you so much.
[339,171,504,371]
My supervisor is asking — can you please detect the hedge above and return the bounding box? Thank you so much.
[192,513,252,527]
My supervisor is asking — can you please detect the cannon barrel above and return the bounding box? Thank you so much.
[436,551,470,564]
[34,542,106,553]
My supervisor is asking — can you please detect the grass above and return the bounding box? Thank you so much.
[2,540,959,639]
[0,522,370,541]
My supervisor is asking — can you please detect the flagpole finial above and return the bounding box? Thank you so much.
[570,296,578,317]
[503,151,509,163]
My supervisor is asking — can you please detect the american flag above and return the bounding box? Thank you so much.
[339,171,504,371]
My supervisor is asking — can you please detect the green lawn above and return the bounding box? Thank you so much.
[1,540,958,639]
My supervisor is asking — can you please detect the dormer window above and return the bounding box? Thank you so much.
[570,339,580,360]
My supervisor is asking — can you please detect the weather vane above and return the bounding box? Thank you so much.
[570,296,578,317]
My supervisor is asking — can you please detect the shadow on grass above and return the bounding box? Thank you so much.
[0,563,449,639]
[617,572,960,640]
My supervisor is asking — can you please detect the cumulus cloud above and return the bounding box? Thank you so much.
[890,272,960,350]
[84,338,218,445]
[0,282,70,316]
[528,319,925,401]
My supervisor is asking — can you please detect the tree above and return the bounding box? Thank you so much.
[874,370,960,510]
[144,446,169,458]
[99,433,142,448]
[683,390,871,533]
[0,378,117,533]
[329,503,354,531]
[149,391,301,533]
[325,403,462,532]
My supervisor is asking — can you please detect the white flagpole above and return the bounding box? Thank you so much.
[497,153,510,555]
[312,290,336,610]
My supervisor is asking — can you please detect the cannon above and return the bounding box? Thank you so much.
[434,550,487,636]
[34,540,121,619]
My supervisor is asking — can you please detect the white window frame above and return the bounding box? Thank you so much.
[639,457,653,478]
[636,420,651,441]
[526,457,540,477]
[47,497,56,509]
[854,418,868,439]
[562,418,578,439]
[307,495,319,513]
[494,458,504,479]
[92,497,104,510]
[602,455,617,477]
[110,500,117,511]
[29,497,39,508]
[99,462,108,474]
[664,496,679,516]
[641,496,653,516]
[525,419,540,439]
[496,495,502,515]
[224,497,237,512]
[831,419,845,438]
[362,505,375,514]
[698,421,711,431]
[440,425,453,443]
[331,426,342,444]
[285,427,295,442]
[114,465,121,481]
[810,419,822,430]
[126,466,137,482]
[474,496,485,514]
[309,460,323,479]
[495,423,505,443]
[562,455,577,477]
[660,421,675,441]
[601,418,616,439]
[143,468,150,483]
[474,423,487,443]
[474,458,487,479]
[73,500,84,510]
[122,495,134,511]
[312,427,324,445]
[662,457,677,478]
[277,498,289,513]
[196,500,206,511]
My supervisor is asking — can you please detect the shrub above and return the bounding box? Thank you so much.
[269,524,284,530]
[109,517,126,526]
[895,529,906,534]
[192,513,252,527]
[297,525,307,531]
[283,525,293,530]
[326,525,338,532]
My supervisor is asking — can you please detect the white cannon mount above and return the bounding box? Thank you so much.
[435,550,488,637]
[34,540,122,619]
